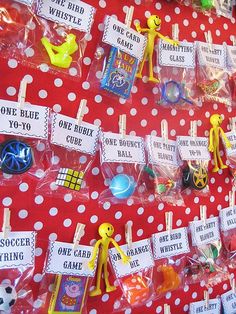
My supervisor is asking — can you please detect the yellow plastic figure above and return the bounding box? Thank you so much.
[135,15,178,83]
[88,223,130,296]
[41,34,78,69]
[208,114,231,172]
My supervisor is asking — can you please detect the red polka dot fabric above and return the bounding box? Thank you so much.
[0,0,236,313]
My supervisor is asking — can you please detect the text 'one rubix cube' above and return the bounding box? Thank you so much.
[56,168,84,191]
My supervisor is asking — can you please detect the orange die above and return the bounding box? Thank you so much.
[122,274,150,305]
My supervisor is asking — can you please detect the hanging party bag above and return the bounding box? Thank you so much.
[39,223,97,314]
[144,120,184,206]
[152,212,190,298]
[0,208,36,313]
[36,100,100,202]
[196,34,231,107]
[0,79,50,186]
[110,223,155,311]
[87,6,146,102]
[99,115,146,205]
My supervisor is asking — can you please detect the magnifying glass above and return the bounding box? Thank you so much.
[161,80,193,105]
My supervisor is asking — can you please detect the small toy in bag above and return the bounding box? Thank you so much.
[177,121,210,196]
[88,6,146,101]
[0,208,36,313]
[27,0,96,79]
[144,120,184,206]
[110,223,155,311]
[0,79,50,186]
[89,222,130,296]
[36,100,100,202]
[152,212,190,297]
[99,115,146,205]
[39,223,97,314]
[196,36,231,106]
[189,206,229,288]
[157,25,201,109]
[135,15,178,83]
[219,190,236,269]
[208,113,231,172]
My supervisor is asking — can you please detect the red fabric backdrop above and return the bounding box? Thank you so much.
[0,0,236,313]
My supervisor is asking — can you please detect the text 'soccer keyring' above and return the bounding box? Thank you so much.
[160,80,193,105]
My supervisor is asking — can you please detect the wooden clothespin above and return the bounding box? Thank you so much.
[231,277,236,294]
[2,208,11,239]
[190,120,197,138]
[204,290,209,308]
[165,211,173,235]
[119,114,126,138]
[231,36,236,47]
[76,99,87,125]
[164,303,171,314]
[18,78,28,108]
[125,6,134,28]
[172,23,179,42]
[229,117,236,132]
[125,222,132,249]
[161,119,168,142]
[204,30,213,48]
[73,223,85,250]
[229,188,235,209]
[200,205,207,226]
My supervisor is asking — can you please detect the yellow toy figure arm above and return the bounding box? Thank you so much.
[135,22,149,33]
[208,127,214,152]
[156,31,179,46]
[88,239,102,270]
[219,127,232,149]
[110,238,130,264]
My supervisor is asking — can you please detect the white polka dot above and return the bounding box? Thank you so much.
[34,273,42,283]
[185,207,191,214]
[39,63,49,72]
[194,197,199,204]
[175,7,180,14]
[102,294,109,302]
[184,305,189,312]
[137,229,143,236]
[38,89,47,99]
[138,207,144,215]
[6,87,16,96]
[107,107,114,115]
[91,191,98,199]
[18,209,28,219]
[165,291,171,299]
[34,221,43,230]
[192,292,197,299]
[114,234,121,242]
[92,167,99,175]
[115,211,122,219]
[165,15,171,22]
[54,78,63,87]
[34,195,44,205]
[99,0,106,8]
[49,233,57,241]
[141,97,148,105]
[141,119,147,127]
[95,95,102,103]
[82,81,90,90]
[25,47,35,57]
[148,216,154,223]
[36,142,45,152]
[63,218,72,227]
[19,183,29,192]
[83,57,91,65]
[183,19,189,26]
[69,67,78,76]
[130,108,137,116]
[77,205,86,213]
[90,215,98,223]
[35,248,42,256]
[53,104,61,112]
[64,194,72,202]
[176,219,182,227]
[175,298,180,305]
[158,203,164,210]
[49,207,58,216]
[33,299,43,309]
[2,197,12,206]
[79,156,87,164]
[156,306,162,313]
[8,59,18,68]
[171,109,177,116]
[68,92,76,101]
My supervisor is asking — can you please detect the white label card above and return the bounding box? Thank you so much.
[0,232,35,269]
[197,41,226,69]
[189,299,221,314]
[37,0,95,33]
[0,100,49,139]
[152,227,190,259]
[102,16,147,61]
[223,131,236,157]
[109,239,154,278]
[227,45,236,68]
[146,135,179,167]
[51,113,100,155]
[15,0,33,5]
[190,217,220,246]
[220,206,236,231]
[221,290,236,314]
[45,241,97,277]
[177,136,210,161]
[101,132,146,164]
[159,40,195,68]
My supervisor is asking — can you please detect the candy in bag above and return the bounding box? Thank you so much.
[37,106,100,202]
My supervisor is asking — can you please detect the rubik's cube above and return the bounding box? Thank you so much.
[56,168,84,191]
